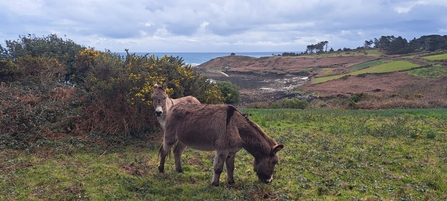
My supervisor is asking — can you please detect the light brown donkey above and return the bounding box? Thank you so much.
[151,83,200,130]
[158,104,284,186]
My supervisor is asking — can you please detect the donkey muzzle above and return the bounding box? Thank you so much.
[155,111,163,117]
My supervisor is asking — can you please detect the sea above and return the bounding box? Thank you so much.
[119,52,286,66]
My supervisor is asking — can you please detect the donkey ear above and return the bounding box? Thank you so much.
[272,144,284,154]
[162,81,168,90]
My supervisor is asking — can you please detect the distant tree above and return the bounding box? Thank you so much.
[389,36,409,54]
[419,35,447,51]
[374,36,391,49]
[306,44,315,54]
[315,42,324,53]
[306,41,330,54]
[364,40,373,49]
[282,52,297,56]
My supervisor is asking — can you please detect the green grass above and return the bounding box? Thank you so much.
[423,53,447,61]
[349,59,385,71]
[408,64,447,78]
[2,108,447,200]
[315,60,420,83]
[351,60,420,75]
[315,74,346,83]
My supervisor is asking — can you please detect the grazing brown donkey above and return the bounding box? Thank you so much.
[151,83,200,130]
[158,104,284,186]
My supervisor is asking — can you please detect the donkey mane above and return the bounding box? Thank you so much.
[226,106,277,157]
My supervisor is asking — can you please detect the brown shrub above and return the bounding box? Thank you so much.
[50,86,77,102]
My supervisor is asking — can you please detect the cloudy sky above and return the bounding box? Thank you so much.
[1,0,446,53]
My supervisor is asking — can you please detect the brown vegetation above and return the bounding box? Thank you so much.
[197,51,447,109]
[199,54,376,74]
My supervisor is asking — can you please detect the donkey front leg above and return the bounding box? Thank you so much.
[158,144,169,173]
[212,150,228,186]
[173,143,187,173]
[158,134,177,173]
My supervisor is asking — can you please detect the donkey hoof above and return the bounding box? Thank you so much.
[211,182,219,186]
[158,166,164,173]
[228,180,235,185]
[176,168,183,173]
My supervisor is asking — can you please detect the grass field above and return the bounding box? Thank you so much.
[408,64,447,78]
[349,59,385,71]
[423,53,447,61]
[1,108,447,200]
[315,60,420,83]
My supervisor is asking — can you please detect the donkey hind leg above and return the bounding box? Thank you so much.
[158,135,178,173]
[173,143,187,173]
[211,150,229,186]
[225,152,237,184]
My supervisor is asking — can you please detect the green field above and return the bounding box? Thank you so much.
[349,59,385,71]
[315,60,420,83]
[408,64,447,78]
[2,108,447,200]
[423,53,447,61]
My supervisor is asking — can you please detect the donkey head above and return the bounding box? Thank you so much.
[151,83,168,117]
[253,144,284,183]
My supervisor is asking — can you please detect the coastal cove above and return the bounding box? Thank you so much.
[118,52,286,66]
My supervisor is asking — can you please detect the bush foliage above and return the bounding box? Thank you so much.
[216,81,240,104]
[0,34,223,147]
[245,98,309,109]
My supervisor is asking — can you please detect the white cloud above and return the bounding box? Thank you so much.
[0,0,445,52]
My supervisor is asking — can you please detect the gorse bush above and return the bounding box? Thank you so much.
[245,98,308,109]
[216,81,240,104]
[282,98,309,109]
[80,50,223,135]
[0,34,84,83]
[0,34,224,146]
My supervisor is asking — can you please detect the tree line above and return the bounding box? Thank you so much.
[284,34,447,56]
[366,35,447,54]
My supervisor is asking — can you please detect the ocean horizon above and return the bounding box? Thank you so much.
[117,52,291,66]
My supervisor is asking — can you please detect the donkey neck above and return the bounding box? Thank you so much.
[164,98,175,114]
[238,119,273,159]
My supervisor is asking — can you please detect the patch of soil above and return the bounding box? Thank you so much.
[197,69,309,104]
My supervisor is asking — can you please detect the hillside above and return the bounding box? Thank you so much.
[196,50,447,109]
